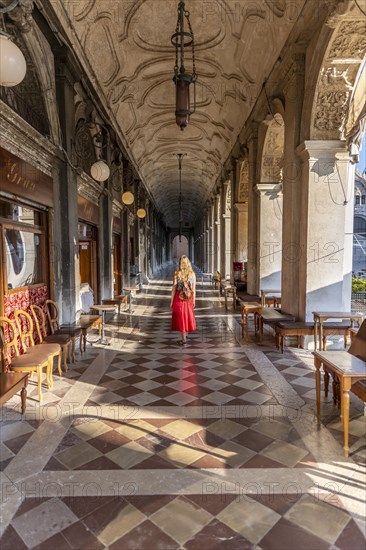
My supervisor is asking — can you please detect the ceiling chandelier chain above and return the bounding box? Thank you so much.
[171,0,197,131]
[175,153,186,240]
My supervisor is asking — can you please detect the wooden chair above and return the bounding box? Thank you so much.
[213,271,221,290]
[30,305,71,372]
[0,317,52,402]
[13,310,62,382]
[46,299,83,362]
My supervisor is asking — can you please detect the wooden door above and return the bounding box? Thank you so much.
[113,234,122,295]
[79,241,92,285]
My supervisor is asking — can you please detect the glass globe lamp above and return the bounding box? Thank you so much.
[136,208,146,219]
[122,191,134,205]
[90,160,110,182]
[0,34,27,87]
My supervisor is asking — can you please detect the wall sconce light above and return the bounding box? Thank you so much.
[171,1,197,131]
[0,1,27,87]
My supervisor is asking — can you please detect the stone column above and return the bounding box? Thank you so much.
[122,209,130,284]
[281,53,305,317]
[99,191,113,300]
[208,206,214,274]
[54,49,80,323]
[297,141,354,320]
[223,215,232,278]
[214,194,221,274]
[247,126,260,295]
[255,184,283,290]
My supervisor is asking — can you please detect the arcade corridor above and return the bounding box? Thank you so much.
[1,0,366,548]
[1,268,365,549]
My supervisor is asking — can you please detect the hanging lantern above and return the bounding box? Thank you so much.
[90,160,110,182]
[137,208,146,219]
[0,34,26,87]
[122,191,135,205]
[171,1,197,131]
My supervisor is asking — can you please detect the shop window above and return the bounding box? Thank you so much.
[0,199,48,293]
[5,229,43,289]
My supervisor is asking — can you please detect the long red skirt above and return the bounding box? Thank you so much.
[171,292,196,332]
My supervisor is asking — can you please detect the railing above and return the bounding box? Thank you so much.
[351,292,366,315]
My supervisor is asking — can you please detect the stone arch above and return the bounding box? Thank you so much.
[305,2,366,143]
[172,235,189,260]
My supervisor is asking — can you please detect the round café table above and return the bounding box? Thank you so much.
[90,304,116,345]
[123,287,136,314]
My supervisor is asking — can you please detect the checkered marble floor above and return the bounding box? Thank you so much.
[1,267,365,549]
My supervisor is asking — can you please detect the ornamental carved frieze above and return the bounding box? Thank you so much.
[73,121,97,174]
[238,160,249,203]
[314,67,352,132]
[128,212,135,227]
[77,173,101,205]
[225,186,232,215]
[261,117,284,182]
[328,21,366,59]
[4,0,34,33]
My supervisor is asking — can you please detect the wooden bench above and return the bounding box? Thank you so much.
[276,321,354,353]
[276,322,314,352]
[259,309,295,343]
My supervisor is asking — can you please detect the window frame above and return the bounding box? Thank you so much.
[0,198,49,305]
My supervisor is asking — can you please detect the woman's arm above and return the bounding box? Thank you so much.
[170,273,177,307]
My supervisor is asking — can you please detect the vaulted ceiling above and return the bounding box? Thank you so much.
[52,0,306,227]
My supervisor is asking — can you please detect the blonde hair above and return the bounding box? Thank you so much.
[176,255,194,282]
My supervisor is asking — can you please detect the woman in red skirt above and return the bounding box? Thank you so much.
[170,255,196,346]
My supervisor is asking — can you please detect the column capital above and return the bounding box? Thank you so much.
[296,141,349,161]
[255,183,282,197]
[234,202,248,212]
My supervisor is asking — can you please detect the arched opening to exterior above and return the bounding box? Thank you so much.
[295,4,366,319]
[257,112,285,291]
[172,235,189,260]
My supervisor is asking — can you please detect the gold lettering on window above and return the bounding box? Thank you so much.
[6,160,37,192]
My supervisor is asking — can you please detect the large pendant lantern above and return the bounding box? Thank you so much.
[171,1,197,131]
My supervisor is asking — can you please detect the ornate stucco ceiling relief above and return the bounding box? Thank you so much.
[55,0,306,226]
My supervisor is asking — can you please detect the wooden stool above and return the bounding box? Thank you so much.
[224,286,237,310]
[240,302,262,338]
